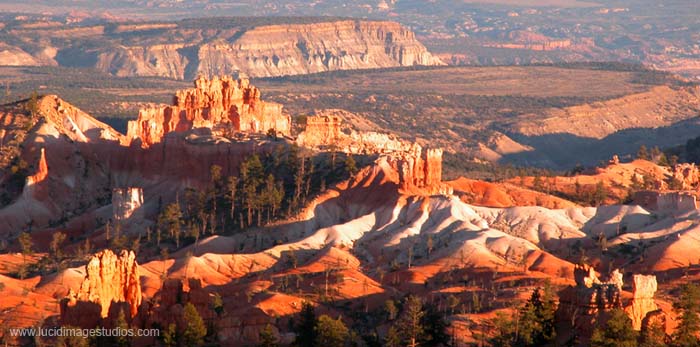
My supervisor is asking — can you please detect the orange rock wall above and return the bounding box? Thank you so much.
[126,75,290,147]
[61,249,142,320]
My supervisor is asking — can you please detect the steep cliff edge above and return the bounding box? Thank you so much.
[21,19,442,79]
[126,75,290,147]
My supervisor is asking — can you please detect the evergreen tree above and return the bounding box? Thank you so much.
[420,303,450,346]
[49,232,66,263]
[593,182,608,206]
[55,325,90,347]
[397,295,425,347]
[226,176,239,220]
[295,301,318,347]
[241,154,264,226]
[18,232,33,279]
[114,308,131,347]
[182,302,207,347]
[637,145,649,160]
[590,308,638,347]
[672,283,700,347]
[158,202,182,247]
[345,154,357,176]
[162,323,177,347]
[640,315,667,347]
[488,311,515,347]
[315,315,349,347]
[384,326,402,347]
[258,324,279,347]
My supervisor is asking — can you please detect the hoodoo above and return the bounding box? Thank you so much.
[61,249,142,321]
[126,75,290,147]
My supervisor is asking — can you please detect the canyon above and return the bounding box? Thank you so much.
[1,74,700,346]
[0,19,442,79]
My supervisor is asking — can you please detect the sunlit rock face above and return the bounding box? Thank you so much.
[112,187,144,221]
[126,75,290,147]
[61,249,142,321]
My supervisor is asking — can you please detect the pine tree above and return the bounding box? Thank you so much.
[158,202,182,247]
[384,326,402,347]
[421,303,450,346]
[162,323,177,347]
[55,325,89,347]
[398,295,425,347]
[344,154,357,176]
[637,145,649,160]
[182,302,207,347]
[258,324,279,347]
[295,301,318,347]
[489,311,516,346]
[640,315,667,347]
[672,283,700,347]
[50,232,66,268]
[591,308,638,347]
[315,315,349,347]
[18,232,33,279]
[226,176,239,221]
[114,308,131,347]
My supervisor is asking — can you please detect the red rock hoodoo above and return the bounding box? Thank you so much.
[625,274,658,330]
[126,75,290,147]
[61,249,142,321]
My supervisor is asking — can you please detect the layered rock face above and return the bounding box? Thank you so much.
[61,250,142,321]
[112,187,144,221]
[558,266,661,339]
[24,148,48,188]
[89,20,442,79]
[672,163,700,190]
[297,112,449,194]
[38,95,123,143]
[297,111,422,154]
[625,275,659,330]
[126,75,290,147]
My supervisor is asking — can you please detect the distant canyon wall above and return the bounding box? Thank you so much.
[3,20,443,79]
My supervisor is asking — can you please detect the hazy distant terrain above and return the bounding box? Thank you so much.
[1,0,698,79]
[3,63,696,169]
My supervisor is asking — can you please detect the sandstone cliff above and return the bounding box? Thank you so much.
[126,75,290,147]
[61,249,142,321]
[625,274,658,330]
[112,187,144,221]
[296,111,418,154]
[21,19,441,79]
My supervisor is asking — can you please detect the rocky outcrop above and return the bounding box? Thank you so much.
[385,146,450,195]
[625,274,658,330]
[25,148,48,187]
[557,266,624,338]
[16,20,440,79]
[94,20,442,79]
[126,75,290,147]
[61,250,142,320]
[112,187,144,221]
[297,111,420,154]
[38,95,123,143]
[672,163,700,190]
[633,191,698,213]
[559,266,662,339]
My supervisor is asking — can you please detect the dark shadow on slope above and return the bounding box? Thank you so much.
[500,117,700,169]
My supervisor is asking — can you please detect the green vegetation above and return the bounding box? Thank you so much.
[591,308,638,347]
[671,283,700,346]
[182,302,207,347]
[488,284,557,346]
